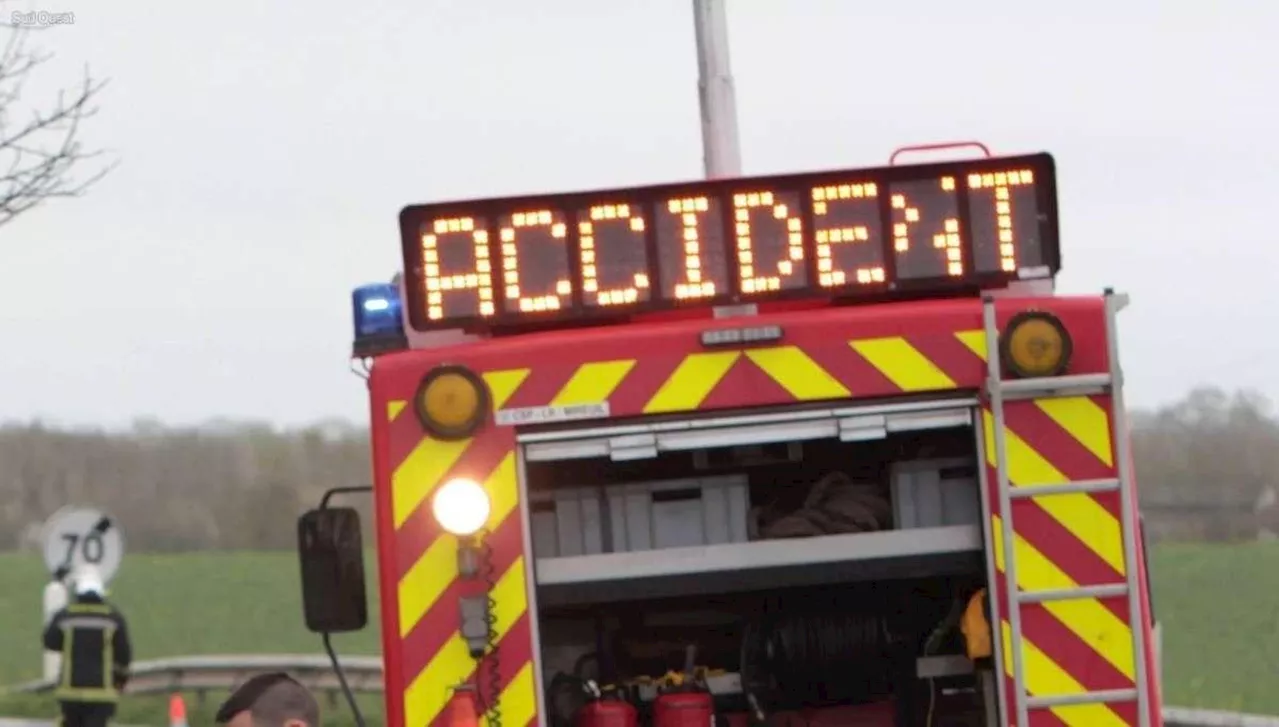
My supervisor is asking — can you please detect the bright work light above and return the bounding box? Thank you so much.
[432,478,491,537]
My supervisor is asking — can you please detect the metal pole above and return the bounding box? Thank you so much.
[42,578,68,681]
[692,0,742,179]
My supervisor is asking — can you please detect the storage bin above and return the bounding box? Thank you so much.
[606,476,750,552]
[529,486,607,558]
[891,458,981,529]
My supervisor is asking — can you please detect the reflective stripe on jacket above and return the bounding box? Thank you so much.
[42,598,133,703]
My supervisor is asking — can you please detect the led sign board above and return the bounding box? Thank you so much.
[398,153,1059,332]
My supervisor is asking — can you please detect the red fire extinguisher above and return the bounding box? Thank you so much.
[652,646,716,727]
[653,689,715,727]
[576,680,638,727]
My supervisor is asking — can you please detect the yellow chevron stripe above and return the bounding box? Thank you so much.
[391,369,528,528]
[481,662,537,727]
[483,452,520,532]
[398,536,454,638]
[1000,623,1128,727]
[1034,396,1115,467]
[387,400,407,422]
[484,369,533,411]
[992,516,1136,680]
[392,438,471,529]
[745,346,850,400]
[643,352,739,413]
[551,360,636,406]
[954,329,987,360]
[403,555,529,727]
[850,337,956,391]
[398,453,517,638]
[982,410,1125,575]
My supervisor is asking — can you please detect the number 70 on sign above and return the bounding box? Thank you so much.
[40,507,125,584]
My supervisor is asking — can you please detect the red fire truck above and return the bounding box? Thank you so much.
[296,144,1163,727]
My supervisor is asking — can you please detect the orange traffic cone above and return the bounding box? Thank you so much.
[445,687,480,727]
[169,693,189,727]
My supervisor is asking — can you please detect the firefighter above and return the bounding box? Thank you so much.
[214,671,320,727]
[41,564,133,727]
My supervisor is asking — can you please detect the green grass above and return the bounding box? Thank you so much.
[0,550,384,726]
[0,542,1275,723]
[0,550,384,686]
[1148,540,1278,715]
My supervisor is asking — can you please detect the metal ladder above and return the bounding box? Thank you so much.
[981,289,1152,727]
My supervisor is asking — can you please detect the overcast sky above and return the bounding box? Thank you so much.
[1,0,1276,430]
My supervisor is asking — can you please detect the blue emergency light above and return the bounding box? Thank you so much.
[351,282,407,357]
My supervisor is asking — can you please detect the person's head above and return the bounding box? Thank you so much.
[71,565,105,600]
[215,672,320,727]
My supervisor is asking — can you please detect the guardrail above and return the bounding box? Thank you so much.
[4,654,383,707]
[1164,708,1280,727]
[5,655,1276,726]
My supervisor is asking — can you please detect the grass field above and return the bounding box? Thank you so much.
[0,541,1275,724]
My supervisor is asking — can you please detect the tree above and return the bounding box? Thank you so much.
[0,23,113,229]
[1131,386,1279,541]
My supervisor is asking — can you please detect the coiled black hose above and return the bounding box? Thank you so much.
[741,609,896,708]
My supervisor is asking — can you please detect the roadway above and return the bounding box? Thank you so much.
[3,708,1278,727]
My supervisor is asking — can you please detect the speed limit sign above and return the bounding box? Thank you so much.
[41,506,124,584]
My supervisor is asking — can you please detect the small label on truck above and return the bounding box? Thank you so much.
[495,402,611,426]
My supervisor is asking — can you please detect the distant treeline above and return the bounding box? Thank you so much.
[0,418,373,551]
[0,386,1275,552]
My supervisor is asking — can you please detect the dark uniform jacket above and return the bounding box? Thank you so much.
[42,595,133,703]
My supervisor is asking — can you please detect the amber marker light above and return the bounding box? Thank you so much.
[1000,310,1072,378]
[414,365,490,440]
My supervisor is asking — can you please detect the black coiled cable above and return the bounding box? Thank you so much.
[477,529,504,727]
[742,609,895,708]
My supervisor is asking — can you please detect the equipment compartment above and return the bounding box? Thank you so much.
[536,575,994,727]
[525,402,987,607]
[525,402,996,726]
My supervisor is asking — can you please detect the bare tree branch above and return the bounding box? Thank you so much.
[0,23,114,231]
